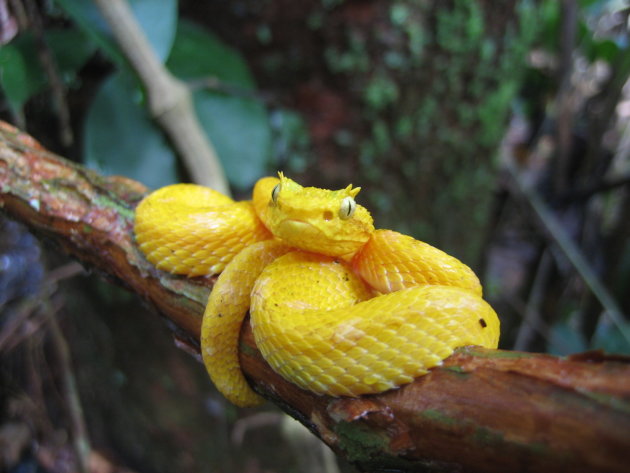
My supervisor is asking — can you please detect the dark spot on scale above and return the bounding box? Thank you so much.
[479,318,487,328]
[217,313,223,318]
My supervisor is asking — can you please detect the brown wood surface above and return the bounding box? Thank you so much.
[1,121,629,472]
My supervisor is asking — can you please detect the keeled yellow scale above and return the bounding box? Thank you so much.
[352,229,483,296]
[201,240,290,407]
[135,184,270,276]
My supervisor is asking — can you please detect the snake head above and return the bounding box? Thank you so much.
[253,173,374,260]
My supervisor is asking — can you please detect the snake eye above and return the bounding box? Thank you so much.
[339,196,356,220]
[271,183,281,204]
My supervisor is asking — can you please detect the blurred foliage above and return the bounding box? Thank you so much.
[83,71,179,189]
[55,0,178,63]
[316,0,542,264]
[0,0,307,191]
[484,0,630,355]
[166,20,272,190]
[0,27,96,117]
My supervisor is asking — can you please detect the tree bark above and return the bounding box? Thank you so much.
[1,121,629,473]
[312,0,541,264]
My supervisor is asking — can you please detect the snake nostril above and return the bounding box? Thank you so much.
[323,211,334,221]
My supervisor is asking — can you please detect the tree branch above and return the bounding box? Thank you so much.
[92,0,230,194]
[1,121,629,473]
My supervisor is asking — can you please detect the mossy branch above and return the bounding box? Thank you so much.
[1,122,629,473]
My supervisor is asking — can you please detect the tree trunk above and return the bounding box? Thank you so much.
[1,122,629,472]
[315,0,540,264]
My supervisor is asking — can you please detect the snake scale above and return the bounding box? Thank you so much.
[134,173,500,407]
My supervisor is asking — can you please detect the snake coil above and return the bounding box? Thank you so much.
[135,174,499,407]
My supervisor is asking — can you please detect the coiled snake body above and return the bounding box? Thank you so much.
[134,174,499,407]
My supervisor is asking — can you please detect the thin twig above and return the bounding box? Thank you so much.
[187,76,273,105]
[554,0,578,194]
[48,315,91,473]
[0,297,50,353]
[514,249,553,351]
[502,291,553,342]
[0,262,84,353]
[24,0,73,146]
[92,0,230,195]
[7,0,26,28]
[559,173,630,201]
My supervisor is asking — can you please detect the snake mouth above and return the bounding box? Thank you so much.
[276,219,364,259]
[276,219,323,243]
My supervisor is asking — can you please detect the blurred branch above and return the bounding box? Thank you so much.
[559,173,630,202]
[48,314,90,473]
[2,122,630,472]
[0,261,82,353]
[506,164,630,344]
[583,37,630,181]
[24,0,73,146]
[0,0,18,44]
[513,250,553,351]
[92,0,230,195]
[554,0,578,194]
[187,76,272,104]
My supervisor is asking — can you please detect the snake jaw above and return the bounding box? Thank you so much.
[273,218,371,260]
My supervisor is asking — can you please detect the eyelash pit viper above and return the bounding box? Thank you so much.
[134,173,500,407]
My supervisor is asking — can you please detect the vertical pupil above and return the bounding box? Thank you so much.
[339,197,354,219]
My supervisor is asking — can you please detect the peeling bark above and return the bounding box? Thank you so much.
[1,121,629,473]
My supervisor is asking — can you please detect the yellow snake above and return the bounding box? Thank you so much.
[134,173,500,407]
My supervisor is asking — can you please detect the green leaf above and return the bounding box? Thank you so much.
[0,29,96,113]
[167,20,271,190]
[591,318,630,355]
[191,91,271,190]
[538,0,560,51]
[585,39,620,63]
[269,108,311,173]
[47,28,99,72]
[166,21,255,88]
[54,0,178,64]
[0,36,42,112]
[83,72,179,189]
[548,322,587,356]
